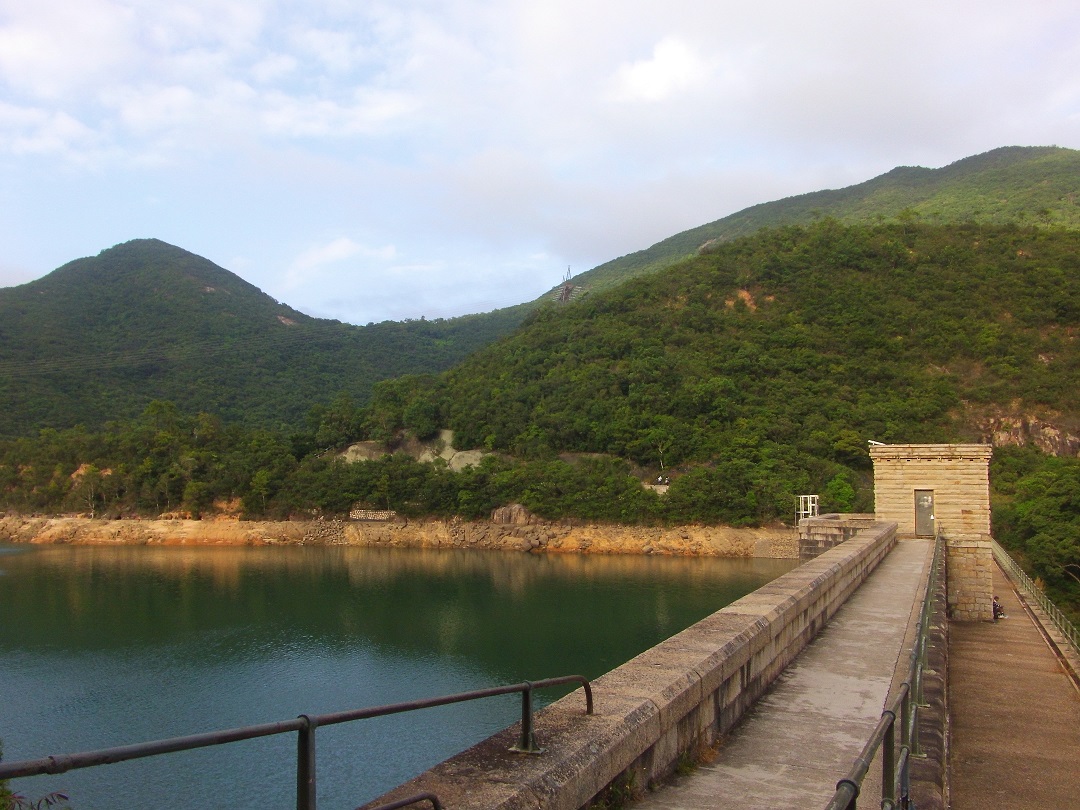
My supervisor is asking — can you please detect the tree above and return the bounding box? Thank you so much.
[65,464,104,517]
[314,392,362,449]
[821,474,856,513]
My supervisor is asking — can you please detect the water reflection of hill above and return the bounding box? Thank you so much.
[0,545,795,681]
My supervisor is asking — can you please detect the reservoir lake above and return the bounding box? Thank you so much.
[0,543,796,809]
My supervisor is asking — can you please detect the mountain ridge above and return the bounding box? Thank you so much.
[2,145,1077,436]
[0,238,519,435]
[555,145,1080,298]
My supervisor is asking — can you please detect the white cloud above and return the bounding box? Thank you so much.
[291,28,368,73]
[260,88,419,138]
[0,0,137,99]
[609,37,710,103]
[284,237,397,293]
[250,53,299,84]
[1,0,1078,324]
[0,101,102,161]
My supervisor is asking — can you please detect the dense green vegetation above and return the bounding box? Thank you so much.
[438,221,1078,475]
[558,146,1080,298]
[3,148,1077,440]
[991,448,1080,623]
[3,222,1076,538]
[0,401,668,523]
[2,148,1078,616]
[0,239,528,436]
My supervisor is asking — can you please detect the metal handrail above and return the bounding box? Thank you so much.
[0,675,593,810]
[992,539,1080,659]
[824,532,945,810]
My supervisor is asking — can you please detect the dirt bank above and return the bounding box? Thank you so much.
[0,514,798,558]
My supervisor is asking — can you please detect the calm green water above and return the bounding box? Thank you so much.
[0,543,795,809]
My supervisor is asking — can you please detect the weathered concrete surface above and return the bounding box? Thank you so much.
[948,566,1080,810]
[628,537,930,810]
[358,523,899,810]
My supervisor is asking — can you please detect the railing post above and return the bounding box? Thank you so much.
[899,749,911,810]
[882,711,896,809]
[297,714,317,810]
[903,691,910,751]
[510,682,542,754]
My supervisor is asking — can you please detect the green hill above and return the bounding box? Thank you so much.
[0,239,523,436]
[3,146,1077,438]
[7,220,1076,526]
[552,146,1080,298]
[439,220,1079,495]
[2,220,1078,616]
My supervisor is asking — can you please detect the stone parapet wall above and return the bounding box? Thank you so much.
[910,537,949,810]
[947,536,994,621]
[348,509,397,521]
[797,513,878,560]
[359,521,898,810]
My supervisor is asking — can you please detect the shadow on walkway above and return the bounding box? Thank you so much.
[948,565,1080,809]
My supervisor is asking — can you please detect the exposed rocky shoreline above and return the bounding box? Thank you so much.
[0,513,798,558]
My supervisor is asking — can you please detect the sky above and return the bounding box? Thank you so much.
[1,1,1078,325]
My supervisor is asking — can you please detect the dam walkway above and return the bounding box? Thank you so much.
[948,566,1080,809]
[629,540,1080,810]
[630,536,931,810]
[355,524,1077,810]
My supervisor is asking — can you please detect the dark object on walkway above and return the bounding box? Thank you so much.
[993,596,1007,621]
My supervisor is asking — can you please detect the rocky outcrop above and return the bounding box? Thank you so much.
[491,503,540,525]
[971,411,1080,456]
[0,514,798,558]
[343,429,490,472]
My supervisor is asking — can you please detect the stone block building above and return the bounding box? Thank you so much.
[869,443,995,621]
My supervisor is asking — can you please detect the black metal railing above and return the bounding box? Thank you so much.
[824,532,944,810]
[0,675,593,810]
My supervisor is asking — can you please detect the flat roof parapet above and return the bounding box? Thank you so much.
[869,444,993,460]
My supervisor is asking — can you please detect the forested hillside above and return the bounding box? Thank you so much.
[559,146,1080,297]
[3,147,1076,439]
[3,220,1078,614]
[0,239,525,435]
[443,221,1079,464]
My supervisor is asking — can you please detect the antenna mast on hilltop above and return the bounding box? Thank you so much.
[559,266,573,302]
[555,266,586,303]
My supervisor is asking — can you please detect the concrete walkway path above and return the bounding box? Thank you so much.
[948,565,1080,809]
[630,538,930,810]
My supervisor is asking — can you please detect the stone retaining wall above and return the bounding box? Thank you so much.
[348,509,398,521]
[946,535,994,621]
[359,521,898,810]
